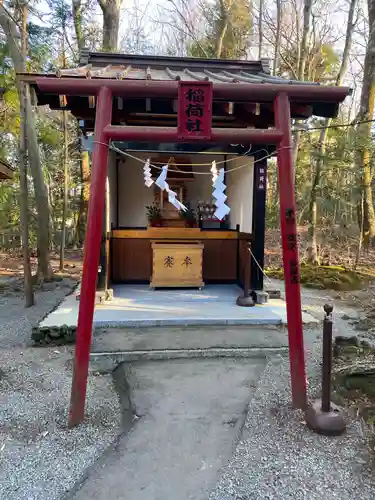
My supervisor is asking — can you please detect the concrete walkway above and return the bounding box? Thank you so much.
[69,358,267,500]
[40,284,317,329]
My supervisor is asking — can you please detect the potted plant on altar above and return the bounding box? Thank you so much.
[146,203,163,227]
[179,203,197,228]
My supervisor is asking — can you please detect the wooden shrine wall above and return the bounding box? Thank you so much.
[110,229,249,284]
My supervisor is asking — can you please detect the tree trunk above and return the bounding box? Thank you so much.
[98,0,122,52]
[25,92,53,280]
[76,148,90,245]
[298,0,312,80]
[0,2,53,281]
[19,1,34,306]
[355,193,364,268]
[258,0,263,60]
[19,81,34,306]
[293,0,313,175]
[72,2,90,247]
[60,110,69,270]
[356,0,375,246]
[308,126,328,264]
[72,0,85,52]
[97,0,121,295]
[307,0,358,263]
[273,0,282,75]
[216,0,232,58]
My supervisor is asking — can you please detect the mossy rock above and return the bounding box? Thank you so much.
[32,324,76,346]
[343,373,375,398]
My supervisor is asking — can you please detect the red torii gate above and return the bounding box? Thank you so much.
[35,77,350,427]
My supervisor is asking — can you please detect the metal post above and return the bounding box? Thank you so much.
[68,87,112,427]
[305,304,346,436]
[274,93,307,410]
[321,304,333,412]
[236,244,255,307]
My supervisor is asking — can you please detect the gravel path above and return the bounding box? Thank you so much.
[209,285,375,500]
[210,349,375,500]
[0,281,121,500]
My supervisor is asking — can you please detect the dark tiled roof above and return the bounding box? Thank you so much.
[53,50,320,87]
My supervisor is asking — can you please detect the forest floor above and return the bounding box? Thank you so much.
[0,248,83,282]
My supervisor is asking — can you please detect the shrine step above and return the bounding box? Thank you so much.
[90,325,289,355]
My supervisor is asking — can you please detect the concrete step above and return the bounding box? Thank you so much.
[91,325,289,354]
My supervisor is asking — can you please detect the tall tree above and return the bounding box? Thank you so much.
[308,0,358,263]
[273,0,282,74]
[189,0,252,59]
[355,0,375,246]
[72,0,85,52]
[60,109,69,270]
[18,0,34,305]
[298,0,312,80]
[97,0,122,51]
[216,0,233,58]
[0,0,53,280]
[96,0,121,295]
[292,0,313,174]
[71,0,101,245]
[258,0,263,60]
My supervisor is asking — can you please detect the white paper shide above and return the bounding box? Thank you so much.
[143,158,154,187]
[154,165,187,212]
[212,167,230,220]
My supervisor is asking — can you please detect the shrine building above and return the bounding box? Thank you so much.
[21,49,351,424]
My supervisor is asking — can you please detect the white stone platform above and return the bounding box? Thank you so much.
[40,284,317,328]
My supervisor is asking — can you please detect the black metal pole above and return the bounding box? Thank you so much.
[304,303,346,436]
[236,244,254,307]
[244,246,251,298]
[321,304,333,412]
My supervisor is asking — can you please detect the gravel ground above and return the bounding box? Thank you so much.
[0,281,121,500]
[1,278,375,499]
[210,348,375,500]
[0,278,77,348]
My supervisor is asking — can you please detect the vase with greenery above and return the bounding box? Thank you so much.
[180,203,197,228]
[146,203,163,227]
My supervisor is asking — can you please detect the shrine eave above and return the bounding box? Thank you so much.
[0,159,15,180]
[23,76,350,107]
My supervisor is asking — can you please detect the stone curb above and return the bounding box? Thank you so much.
[87,347,290,372]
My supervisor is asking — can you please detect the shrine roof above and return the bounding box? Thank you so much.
[0,159,15,180]
[19,51,351,127]
[31,50,323,86]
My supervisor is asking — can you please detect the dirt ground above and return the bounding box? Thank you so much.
[265,226,375,269]
[0,249,83,282]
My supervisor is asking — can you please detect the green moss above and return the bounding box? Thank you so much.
[266,264,369,291]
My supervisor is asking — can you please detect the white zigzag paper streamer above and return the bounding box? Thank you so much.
[212,168,230,220]
[154,165,187,212]
[143,158,154,187]
[211,160,218,182]
[155,165,168,190]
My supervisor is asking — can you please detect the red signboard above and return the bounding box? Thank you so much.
[177,81,213,141]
